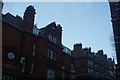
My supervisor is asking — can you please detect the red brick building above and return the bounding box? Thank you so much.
[2,4,116,80]
[72,44,116,80]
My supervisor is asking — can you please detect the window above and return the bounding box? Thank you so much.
[53,37,57,44]
[48,35,57,44]
[62,71,65,80]
[47,69,55,80]
[88,68,94,74]
[2,76,6,80]
[70,64,76,79]
[47,49,56,61]
[70,74,76,80]
[95,71,100,77]
[47,49,50,58]
[32,44,35,56]
[88,60,93,67]
[2,76,16,80]
[20,57,25,72]
[54,52,56,61]
[33,26,39,35]
[70,64,75,73]
[61,66,65,80]
[30,62,34,74]
[109,71,113,76]
[62,66,65,70]
[48,35,52,42]
[95,64,99,69]
[50,50,54,60]
[7,52,15,59]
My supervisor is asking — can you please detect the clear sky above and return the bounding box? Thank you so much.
[2,2,116,61]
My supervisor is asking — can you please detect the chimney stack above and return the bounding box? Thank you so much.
[74,43,82,52]
[23,5,36,31]
[72,43,84,58]
[57,24,62,46]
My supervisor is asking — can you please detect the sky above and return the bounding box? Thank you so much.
[2,2,117,61]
